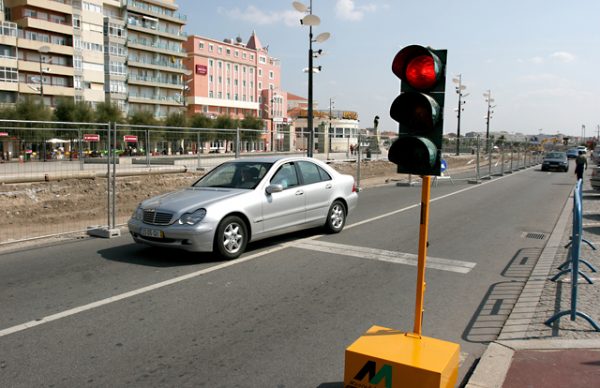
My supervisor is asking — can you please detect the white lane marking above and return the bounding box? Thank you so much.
[0,245,286,338]
[293,240,476,274]
[0,166,532,337]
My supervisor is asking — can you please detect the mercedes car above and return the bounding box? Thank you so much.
[128,156,359,259]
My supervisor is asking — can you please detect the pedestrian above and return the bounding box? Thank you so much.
[575,150,587,181]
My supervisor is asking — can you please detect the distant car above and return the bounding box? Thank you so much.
[128,156,359,259]
[541,151,569,172]
[577,146,588,154]
[591,167,600,191]
[566,148,579,159]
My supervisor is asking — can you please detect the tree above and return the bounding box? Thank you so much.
[163,112,189,152]
[213,115,239,153]
[94,102,125,124]
[12,96,53,156]
[189,113,214,154]
[239,115,263,153]
[54,98,95,123]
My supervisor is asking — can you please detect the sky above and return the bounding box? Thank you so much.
[175,0,600,137]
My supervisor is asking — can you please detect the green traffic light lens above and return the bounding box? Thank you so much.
[388,136,439,175]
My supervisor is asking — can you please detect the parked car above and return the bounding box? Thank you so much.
[566,148,579,159]
[541,151,569,172]
[577,146,588,154]
[591,167,600,191]
[591,148,600,163]
[128,156,359,259]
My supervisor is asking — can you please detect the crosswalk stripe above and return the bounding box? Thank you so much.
[291,240,476,274]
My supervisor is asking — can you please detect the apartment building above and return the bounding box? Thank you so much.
[117,0,187,117]
[0,0,187,118]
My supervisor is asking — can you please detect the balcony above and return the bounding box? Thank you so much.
[4,0,73,14]
[127,38,185,57]
[16,17,73,36]
[126,18,187,41]
[128,93,182,106]
[127,56,187,73]
[128,74,184,90]
[126,0,187,23]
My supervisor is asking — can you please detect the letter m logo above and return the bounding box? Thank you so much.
[353,360,392,388]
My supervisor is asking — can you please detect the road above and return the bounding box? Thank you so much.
[0,165,574,387]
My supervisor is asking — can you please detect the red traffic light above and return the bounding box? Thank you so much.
[392,45,443,90]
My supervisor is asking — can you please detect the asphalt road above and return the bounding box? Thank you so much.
[0,164,575,387]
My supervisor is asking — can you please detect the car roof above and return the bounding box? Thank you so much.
[227,156,324,164]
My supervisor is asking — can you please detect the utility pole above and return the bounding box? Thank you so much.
[452,75,468,156]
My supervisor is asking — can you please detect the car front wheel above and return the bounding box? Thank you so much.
[214,215,247,259]
[325,200,346,233]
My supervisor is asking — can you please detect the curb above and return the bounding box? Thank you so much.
[465,183,574,388]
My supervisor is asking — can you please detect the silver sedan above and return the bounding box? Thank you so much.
[128,156,359,259]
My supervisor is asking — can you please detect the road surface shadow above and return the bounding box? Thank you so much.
[99,227,325,267]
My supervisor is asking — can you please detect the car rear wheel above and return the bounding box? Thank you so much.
[325,200,346,233]
[215,215,247,259]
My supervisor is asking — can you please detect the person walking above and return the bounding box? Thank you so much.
[575,150,587,181]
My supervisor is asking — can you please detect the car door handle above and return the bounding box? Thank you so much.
[295,190,304,195]
[325,183,332,189]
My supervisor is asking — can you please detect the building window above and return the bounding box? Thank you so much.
[209,44,214,52]
[235,50,239,57]
[259,56,266,64]
[73,16,81,29]
[269,71,274,79]
[226,48,231,55]
[258,69,262,77]
[199,42,204,49]
[218,46,222,54]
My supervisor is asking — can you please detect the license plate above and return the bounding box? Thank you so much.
[141,228,164,238]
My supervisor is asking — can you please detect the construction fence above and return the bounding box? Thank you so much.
[0,120,545,244]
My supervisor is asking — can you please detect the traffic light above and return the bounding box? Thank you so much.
[388,45,447,176]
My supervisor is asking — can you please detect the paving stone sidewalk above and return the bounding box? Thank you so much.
[466,171,600,388]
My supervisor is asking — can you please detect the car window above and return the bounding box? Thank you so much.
[297,161,332,184]
[193,162,271,189]
[271,163,299,189]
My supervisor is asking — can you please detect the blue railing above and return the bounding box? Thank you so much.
[546,179,600,330]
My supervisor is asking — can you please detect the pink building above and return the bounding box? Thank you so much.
[183,31,287,149]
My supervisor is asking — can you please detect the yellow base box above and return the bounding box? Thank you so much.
[344,325,460,388]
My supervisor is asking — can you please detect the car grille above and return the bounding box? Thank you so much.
[143,210,173,225]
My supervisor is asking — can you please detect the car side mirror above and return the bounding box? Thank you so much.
[266,184,283,195]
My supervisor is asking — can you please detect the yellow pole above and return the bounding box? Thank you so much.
[413,175,432,337]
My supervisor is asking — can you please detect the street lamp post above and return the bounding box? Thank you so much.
[483,90,496,154]
[452,75,468,156]
[293,1,330,158]
[328,97,334,159]
[38,46,50,104]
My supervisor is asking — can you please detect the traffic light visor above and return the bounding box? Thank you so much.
[392,45,443,90]
[390,92,440,132]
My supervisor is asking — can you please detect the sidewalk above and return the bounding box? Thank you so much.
[466,172,600,387]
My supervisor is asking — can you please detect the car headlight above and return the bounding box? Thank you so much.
[178,208,207,225]
[132,206,143,221]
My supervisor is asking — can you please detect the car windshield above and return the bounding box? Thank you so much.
[193,161,272,189]
[545,152,565,159]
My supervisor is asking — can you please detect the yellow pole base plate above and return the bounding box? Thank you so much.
[344,325,460,388]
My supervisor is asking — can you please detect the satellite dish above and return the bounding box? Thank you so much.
[301,14,320,26]
[292,1,308,12]
[315,32,330,43]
